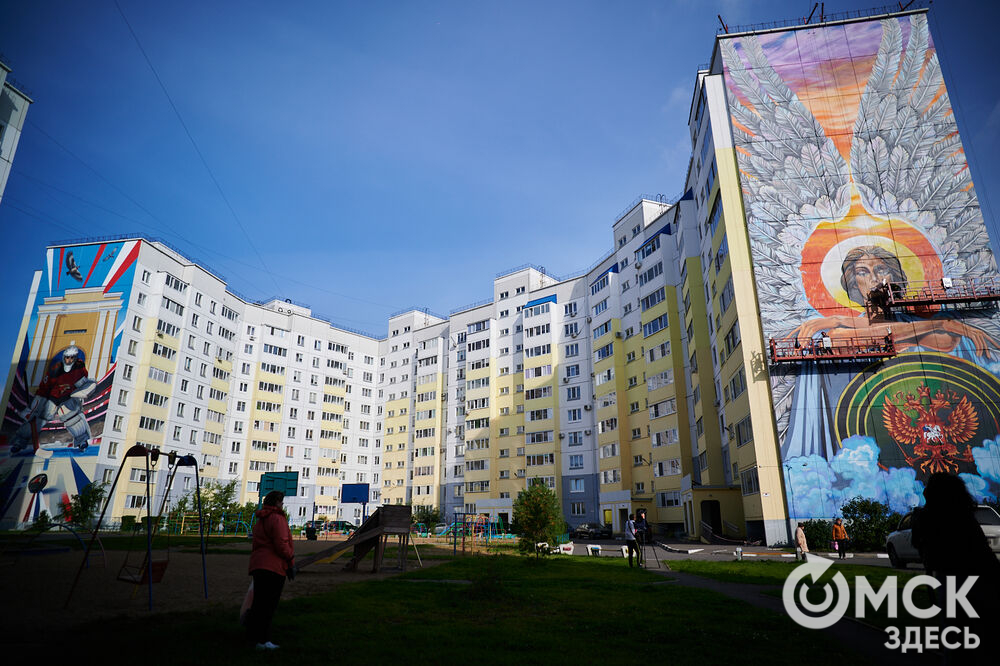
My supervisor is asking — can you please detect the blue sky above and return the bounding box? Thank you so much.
[1,0,999,389]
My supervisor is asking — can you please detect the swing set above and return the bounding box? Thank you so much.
[65,444,208,611]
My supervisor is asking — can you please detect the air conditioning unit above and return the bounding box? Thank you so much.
[571,331,578,338]
[559,433,565,439]
[249,336,256,341]
[615,332,622,339]
[584,405,592,411]
[562,377,570,383]
[156,332,164,339]
[586,316,592,323]
[585,429,592,435]
[634,261,642,269]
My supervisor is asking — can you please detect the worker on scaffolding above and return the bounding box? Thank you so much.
[820,331,833,355]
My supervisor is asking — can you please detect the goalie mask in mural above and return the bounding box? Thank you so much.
[720,13,1000,513]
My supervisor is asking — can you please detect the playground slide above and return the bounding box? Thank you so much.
[295,505,411,571]
[295,517,383,570]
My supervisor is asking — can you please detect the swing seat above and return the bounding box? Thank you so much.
[118,558,169,584]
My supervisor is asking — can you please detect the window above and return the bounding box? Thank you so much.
[569,454,583,469]
[740,467,760,495]
[734,415,753,448]
[728,367,747,401]
[657,491,681,508]
[592,299,608,316]
[640,287,666,312]
[591,275,609,295]
[566,386,580,401]
[719,277,735,314]
[570,478,584,493]
[564,302,578,317]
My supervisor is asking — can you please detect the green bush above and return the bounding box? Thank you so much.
[121,515,138,532]
[801,519,832,551]
[840,497,901,551]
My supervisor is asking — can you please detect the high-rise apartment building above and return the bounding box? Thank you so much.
[3,7,998,545]
[0,60,32,205]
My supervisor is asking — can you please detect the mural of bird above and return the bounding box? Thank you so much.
[102,247,117,262]
[65,251,83,282]
[882,384,978,474]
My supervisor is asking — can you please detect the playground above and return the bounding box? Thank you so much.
[1,532,452,634]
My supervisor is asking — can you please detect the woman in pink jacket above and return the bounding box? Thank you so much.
[246,491,294,650]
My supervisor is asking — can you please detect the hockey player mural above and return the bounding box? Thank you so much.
[0,240,140,527]
[9,343,96,454]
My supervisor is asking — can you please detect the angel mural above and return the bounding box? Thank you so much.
[720,13,1000,508]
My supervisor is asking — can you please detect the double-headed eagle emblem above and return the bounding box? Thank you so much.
[882,385,977,474]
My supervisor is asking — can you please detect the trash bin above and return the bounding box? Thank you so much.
[305,526,317,541]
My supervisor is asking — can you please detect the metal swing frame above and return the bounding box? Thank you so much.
[65,445,208,610]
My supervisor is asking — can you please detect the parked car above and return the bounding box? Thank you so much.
[570,522,612,540]
[886,505,1000,568]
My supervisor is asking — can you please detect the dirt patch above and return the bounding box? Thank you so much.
[1,535,452,631]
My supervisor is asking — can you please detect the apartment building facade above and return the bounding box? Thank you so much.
[0,60,32,205]
[0,238,382,528]
[3,8,998,545]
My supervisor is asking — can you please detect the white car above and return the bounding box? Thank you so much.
[886,505,1000,569]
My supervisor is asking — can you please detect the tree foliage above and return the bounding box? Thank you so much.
[58,481,108,528]
[168,479,256,528]
[412,505,441,528]
[512,483,562,556]
[840,496,901,551]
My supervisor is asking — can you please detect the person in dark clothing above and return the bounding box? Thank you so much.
[911,473,1000,664]
[634,509,650,567]
[624,514,639,568]
[245,491,295,650]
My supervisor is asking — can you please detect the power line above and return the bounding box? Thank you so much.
[10,146,409,312]
[113,0,282,294]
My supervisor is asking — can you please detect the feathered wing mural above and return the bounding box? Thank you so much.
[720,13,1000,516]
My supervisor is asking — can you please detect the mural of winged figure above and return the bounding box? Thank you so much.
[721,14,1000,462]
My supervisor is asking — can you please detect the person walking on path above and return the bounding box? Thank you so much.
[795,522,809,557]
[831,517,848,559]
[245,491,295,650]
[625,513,639,567]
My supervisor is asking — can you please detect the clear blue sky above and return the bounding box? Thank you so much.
[2,1,999,389]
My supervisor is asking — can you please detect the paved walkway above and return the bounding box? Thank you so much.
[648,564,937,665]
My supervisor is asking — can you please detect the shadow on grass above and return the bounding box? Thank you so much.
[27,555,873,665]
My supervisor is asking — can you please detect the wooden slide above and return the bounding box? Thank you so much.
[295,505,413,573]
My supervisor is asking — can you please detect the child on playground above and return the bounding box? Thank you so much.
[245,491,295,650]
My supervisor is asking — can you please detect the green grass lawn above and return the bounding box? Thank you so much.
[42,554,872,665]
[668,558,930,632]
[667,558,917,587]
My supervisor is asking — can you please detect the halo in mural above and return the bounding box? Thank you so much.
[800,215,943,315]
[835,352,1000,475]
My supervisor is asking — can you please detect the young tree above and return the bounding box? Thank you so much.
[57,481,108,528]
[512,483,563,556]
